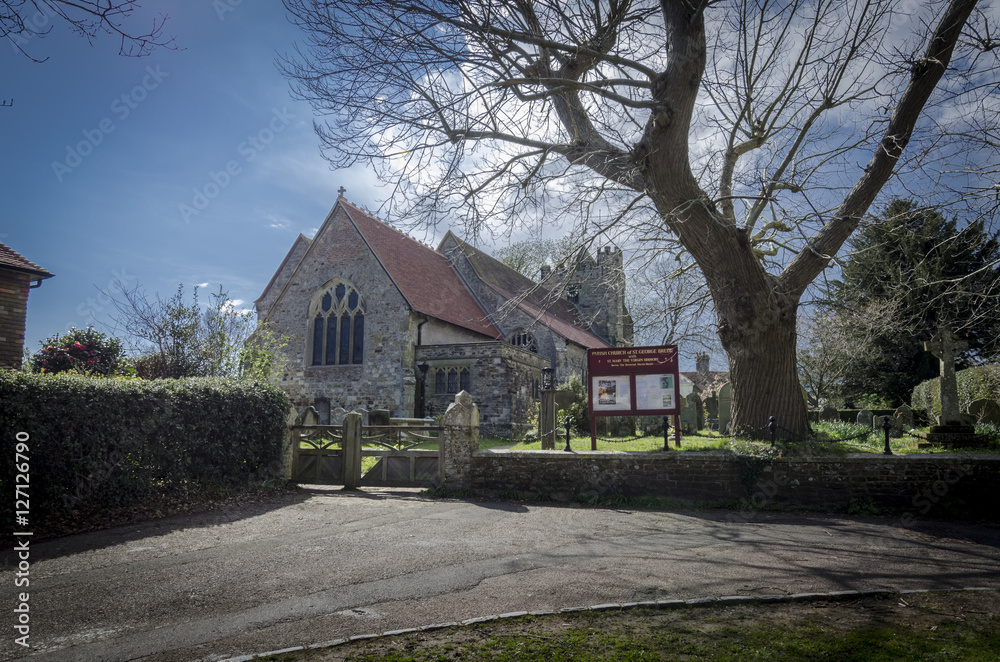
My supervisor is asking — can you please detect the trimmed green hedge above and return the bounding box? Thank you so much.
[1,372,288,522]
[911,364,1000,416]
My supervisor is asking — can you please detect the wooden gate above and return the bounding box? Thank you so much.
[289,412,441,487]
[360,425,441,487]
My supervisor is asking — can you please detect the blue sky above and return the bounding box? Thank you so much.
[1,2,389,356]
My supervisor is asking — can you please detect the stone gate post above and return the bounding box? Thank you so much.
[440,390,479,487]
[343,411,363,489]
[282,405,301,480]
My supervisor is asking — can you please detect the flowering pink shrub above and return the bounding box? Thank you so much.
[31,327,126,376]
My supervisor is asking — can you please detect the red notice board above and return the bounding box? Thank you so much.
[587,344,680,447]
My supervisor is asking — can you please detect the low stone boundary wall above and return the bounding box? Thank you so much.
[432,392,999,518]
[460,449,1000,519]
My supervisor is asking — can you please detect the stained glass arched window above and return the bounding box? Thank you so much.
[310,280,365,366]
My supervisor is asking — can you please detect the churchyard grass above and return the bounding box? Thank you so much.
[301,424,998,474]
[487,423,999,455]
[501,433,729,452]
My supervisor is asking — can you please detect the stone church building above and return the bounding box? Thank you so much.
[256,196,633,434]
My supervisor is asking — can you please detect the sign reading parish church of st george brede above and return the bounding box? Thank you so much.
[587,345,681,445]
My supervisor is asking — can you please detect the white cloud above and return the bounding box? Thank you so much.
[267,215,290,230]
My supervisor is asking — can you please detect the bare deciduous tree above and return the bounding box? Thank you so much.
[797,300,903,408]
[2,0,173,61]
[281,0,996,434]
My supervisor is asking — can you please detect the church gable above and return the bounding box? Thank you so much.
[260,202,415,413]
[341,202,500,339]
[255,233,311,317]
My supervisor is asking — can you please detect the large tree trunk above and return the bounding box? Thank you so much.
[673,206,809,437]
[715,281,807,438]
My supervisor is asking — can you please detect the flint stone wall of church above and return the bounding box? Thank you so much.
[266,206,414,415]
[418,341,547,435]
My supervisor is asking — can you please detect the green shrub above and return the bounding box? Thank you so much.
[0,372,288,524]
[556,375,589,434]
[911,364,1000,417]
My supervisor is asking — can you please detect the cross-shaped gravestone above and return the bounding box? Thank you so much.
[337,186,346,197]
[924,325,968,427]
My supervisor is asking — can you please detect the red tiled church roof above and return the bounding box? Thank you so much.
[442,233,610,349]
[0,242,53,279]
[340,201,501,339]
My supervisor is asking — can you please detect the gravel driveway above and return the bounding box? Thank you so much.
[3,486,999,661]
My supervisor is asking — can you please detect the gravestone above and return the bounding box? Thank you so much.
[969,399,1000,425]
[369,409,391,426]
[717,383,732,434]
[301,406,320,427]
[894,405,914,429]
[857,409,874,428]
[924,325,977,444]
[554,389,577,410]
[680,392,701,433]
[331,407,348,426]
[820,405,839,422]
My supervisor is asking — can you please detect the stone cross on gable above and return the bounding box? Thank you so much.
[924,325,968,426]
[337,186,346,197]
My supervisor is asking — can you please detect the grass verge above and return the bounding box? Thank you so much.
[256,589,999,662]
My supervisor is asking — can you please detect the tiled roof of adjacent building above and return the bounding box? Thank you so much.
[0,242,54,279]
[442,233,611,349]
[341,201,502,339]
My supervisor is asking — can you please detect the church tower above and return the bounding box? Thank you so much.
[557,246,633,347]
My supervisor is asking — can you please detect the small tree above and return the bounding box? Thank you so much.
[31,327,126,376]
[796,300,901,407]
[833,198,1000,403]
[106,280,286,380]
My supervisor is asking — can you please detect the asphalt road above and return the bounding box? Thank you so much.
[3,486,999,661]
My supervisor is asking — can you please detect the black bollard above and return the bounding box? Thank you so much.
[564,417,573,452]
[769,416,777,447]
[882,415,893,455]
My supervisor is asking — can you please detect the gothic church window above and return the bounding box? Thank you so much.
[433,366,470,394]
[310,279,365,366]
[508,329,538,353]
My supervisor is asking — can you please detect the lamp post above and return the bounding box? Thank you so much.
[540,366,556,450]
